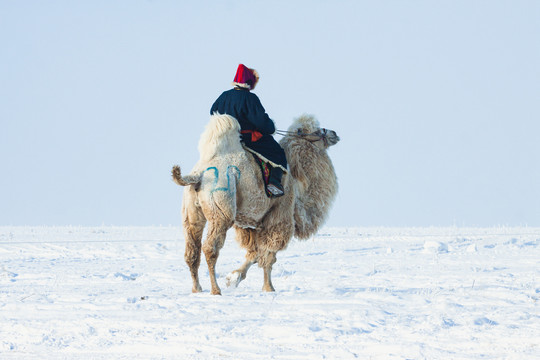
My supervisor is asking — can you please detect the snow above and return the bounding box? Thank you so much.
[0,226,539,359]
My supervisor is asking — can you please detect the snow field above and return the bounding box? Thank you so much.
[0,226,539,359]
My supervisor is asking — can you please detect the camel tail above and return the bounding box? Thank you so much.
[171,165,201,187]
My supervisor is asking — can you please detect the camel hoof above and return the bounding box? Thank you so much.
[211,289,222,296]
[262,285,275,292]
[226,271,242,288]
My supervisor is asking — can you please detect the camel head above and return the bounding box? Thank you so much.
[286,114,340,149]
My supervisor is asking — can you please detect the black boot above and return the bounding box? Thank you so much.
[267,167,284,197]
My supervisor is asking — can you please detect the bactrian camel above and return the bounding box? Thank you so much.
[172,114,339,294]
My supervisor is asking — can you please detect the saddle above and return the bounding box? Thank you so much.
[251,153,275,198]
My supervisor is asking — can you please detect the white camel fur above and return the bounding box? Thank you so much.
[172,114,339,294]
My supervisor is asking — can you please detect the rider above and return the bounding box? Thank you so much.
[210,64,287,197]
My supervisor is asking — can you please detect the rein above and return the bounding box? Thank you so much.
[275,128,329,146]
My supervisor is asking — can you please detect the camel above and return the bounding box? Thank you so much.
[172,113,339,294]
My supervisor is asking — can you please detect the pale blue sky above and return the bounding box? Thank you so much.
[1,1,539,227]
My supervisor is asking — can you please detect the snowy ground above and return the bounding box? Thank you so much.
[0,226,538,359]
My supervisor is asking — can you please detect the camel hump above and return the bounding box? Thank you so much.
[198,113,243,161]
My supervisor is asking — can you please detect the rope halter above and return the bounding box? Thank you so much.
[275,128,330,146]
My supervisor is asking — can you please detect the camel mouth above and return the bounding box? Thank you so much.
[325,130,340,146]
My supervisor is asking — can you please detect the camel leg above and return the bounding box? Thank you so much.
[227,227,258,288]
[226,250,257,288]
[255,217,292,293]
[184,223,205,293]
[202,222,230,295]
[259,250,277,292]
[183,215,206,294]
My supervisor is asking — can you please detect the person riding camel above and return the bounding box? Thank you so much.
[210,64,288,197]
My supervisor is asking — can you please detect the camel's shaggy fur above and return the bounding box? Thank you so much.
[281,115,339,239]
[172,113,339,294]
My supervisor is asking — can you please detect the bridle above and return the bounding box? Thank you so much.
[275,128,330,146]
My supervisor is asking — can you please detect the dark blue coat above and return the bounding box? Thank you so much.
[210,88,287,169]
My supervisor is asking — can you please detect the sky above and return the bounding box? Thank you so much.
[1,0,539,227]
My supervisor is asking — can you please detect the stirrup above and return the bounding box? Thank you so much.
[266,183,284,197]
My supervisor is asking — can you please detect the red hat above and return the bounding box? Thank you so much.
[232,64,259,90]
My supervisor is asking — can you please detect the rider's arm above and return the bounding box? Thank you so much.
[245,93,275,135]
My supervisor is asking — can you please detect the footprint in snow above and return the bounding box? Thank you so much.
[474,317,498,326]
[0,268,18,282]
[422,241,448,254]
[114,272,139,281]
